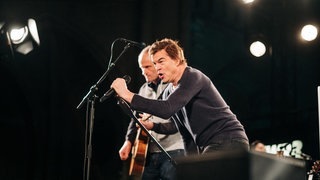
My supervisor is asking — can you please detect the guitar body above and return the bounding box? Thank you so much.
[129,128,150,177]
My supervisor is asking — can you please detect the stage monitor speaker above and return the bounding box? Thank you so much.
[175,150,306,180]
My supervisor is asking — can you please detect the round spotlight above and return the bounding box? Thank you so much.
[9,27,29,44]
[301,24,318,41]
[249,41,266,57]
[6,18,40,55]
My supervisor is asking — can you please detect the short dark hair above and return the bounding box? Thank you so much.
[149,38,187,64]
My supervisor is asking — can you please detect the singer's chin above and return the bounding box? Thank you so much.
[163,79,168,83]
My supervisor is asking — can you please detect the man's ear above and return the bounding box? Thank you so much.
[174,58,182,66]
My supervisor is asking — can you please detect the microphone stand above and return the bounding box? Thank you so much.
[116,97,176,166]
[76,41,133,180]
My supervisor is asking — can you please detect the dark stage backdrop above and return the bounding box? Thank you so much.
[0,0,319,180]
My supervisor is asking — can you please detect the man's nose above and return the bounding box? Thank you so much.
[154,64,160,71]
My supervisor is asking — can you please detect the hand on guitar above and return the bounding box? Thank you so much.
[137,113,154,130]
[119,140,132,160]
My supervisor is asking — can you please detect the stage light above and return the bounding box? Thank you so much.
[7,18,40,55]
[10,27,28,44]
[0,18,40,60]
[249,41,266,57]
[300,24,318,41]
[246,33,271,59]
[242,0,255,4]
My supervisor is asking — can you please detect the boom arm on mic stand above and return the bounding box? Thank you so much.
[76,38,136,180]
[77,40,131,109]
[119,38,146,49]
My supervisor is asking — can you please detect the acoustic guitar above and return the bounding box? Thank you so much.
[115,97,163,177]
[129,115,152,177]
[129,127,149,177]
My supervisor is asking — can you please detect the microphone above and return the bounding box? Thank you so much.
[119,38,146,49]
[100,75,131,102]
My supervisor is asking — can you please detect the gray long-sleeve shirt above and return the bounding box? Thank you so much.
[125,81,184,153]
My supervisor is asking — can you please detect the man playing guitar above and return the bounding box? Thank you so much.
[118,46,185,180]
